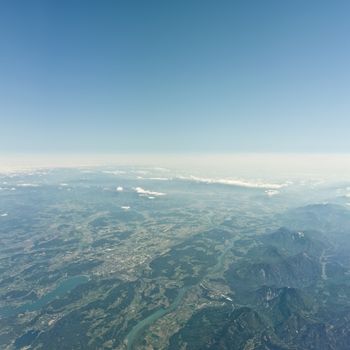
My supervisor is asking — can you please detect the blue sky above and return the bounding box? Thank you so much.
[0,0,349,153]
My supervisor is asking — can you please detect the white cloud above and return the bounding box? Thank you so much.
[121,206,130,210]
[265,189,280,197]
[134,187,166,197]
[102,170,126,175]
[137,176,171,181]
[131,170,149,175]
[177,175,287,190]
[1,213,8,217]
[116,186,123,192]
[17,183,39,187]
[152,167,170,172]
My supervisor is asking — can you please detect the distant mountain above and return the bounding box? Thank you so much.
[226,228,324,291]
[254,285,308,310]
[169,287,338,350]
[282,203,350,267]
[259,227,326,257]
[168,306,284,350]
[228,251,320,290]
[170,223,350,350]
[282,203,350,234]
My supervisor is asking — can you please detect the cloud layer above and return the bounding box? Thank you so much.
[134,187,166,197]
[177,175,287,190]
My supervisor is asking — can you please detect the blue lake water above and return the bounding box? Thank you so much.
[0,275,89,318]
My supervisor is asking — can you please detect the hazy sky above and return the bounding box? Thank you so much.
[1,0,349,153]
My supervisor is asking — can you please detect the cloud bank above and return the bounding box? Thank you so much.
[177,175,287,190]
[134,187,166,197]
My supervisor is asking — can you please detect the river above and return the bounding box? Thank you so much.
[125,238,234,349]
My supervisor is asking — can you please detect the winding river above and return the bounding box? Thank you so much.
[126,287,189,350]
[125,238,234,349]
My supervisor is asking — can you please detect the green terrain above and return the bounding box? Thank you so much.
[1,167,350,349]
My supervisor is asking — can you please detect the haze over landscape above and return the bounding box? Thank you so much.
[1,1,350,350]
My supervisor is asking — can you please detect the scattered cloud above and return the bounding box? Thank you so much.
[1,213,8,217]
[131,170,150,175]
[134,187,166,197]
[102,170,126,175]
[17,183,39,187]
[152,167,170,172]
[177,175,287,190]
[121,206,130,210]
[137,176,171,181]
[265,189,280,197]
[116,186,123,192]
